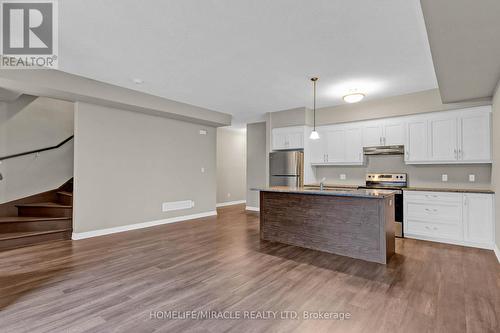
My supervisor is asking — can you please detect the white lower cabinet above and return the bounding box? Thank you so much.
[463,193,494,247]
[404,191,494,249]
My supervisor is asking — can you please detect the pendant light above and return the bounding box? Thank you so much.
[309,77,320,140]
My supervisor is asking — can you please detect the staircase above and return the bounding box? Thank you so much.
[0,179,73,251]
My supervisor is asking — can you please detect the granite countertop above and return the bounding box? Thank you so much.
[252,186,396,199]
[303,183,360,189]
[305,184,495,194]
[403,187,494,194]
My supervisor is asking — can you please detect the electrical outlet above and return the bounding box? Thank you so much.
[199,129,207,135]
[441,174,448,182]
[340,174,346,180]
[201,167,205,173]
[227,193,231,198]
[469,174,475,182]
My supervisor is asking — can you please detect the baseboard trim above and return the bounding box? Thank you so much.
[405,233,494,250]
[216,200,246,207]
[72,210,218,240]
[494,244,500,264]
[245,206,260,212]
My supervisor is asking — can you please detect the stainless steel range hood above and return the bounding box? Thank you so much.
[363,145,404,155]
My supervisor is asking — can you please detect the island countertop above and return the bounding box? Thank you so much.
[252,186,397,199]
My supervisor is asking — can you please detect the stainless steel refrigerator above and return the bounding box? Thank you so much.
[269,150,304,187]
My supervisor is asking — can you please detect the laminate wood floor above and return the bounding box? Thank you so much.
[0,204,498,333]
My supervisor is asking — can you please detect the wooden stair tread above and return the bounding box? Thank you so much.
[57,191,73,197]
[0,216,70,223]
[0,229,72,241]
[15,202,72,208]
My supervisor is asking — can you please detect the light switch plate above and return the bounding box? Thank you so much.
[201,167,205,173]
[469,174,475,182]
[340,174,346,180]
[441,174,448,182]
[199,129,207,135]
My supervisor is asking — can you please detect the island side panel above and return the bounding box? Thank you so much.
[259,191,387,263]
[381,196,395,262]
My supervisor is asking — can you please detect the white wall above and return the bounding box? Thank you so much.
[73,102,217,234]
[216,128,246,204]
[0,96,74,203]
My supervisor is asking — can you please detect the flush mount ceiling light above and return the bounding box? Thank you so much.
[343,92,365,103]
[309,77,320,140]
[132,78,144,84]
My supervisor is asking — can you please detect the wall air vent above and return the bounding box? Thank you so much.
[162,200,195,212]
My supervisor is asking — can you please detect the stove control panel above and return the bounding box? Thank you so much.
[365,173,407,182]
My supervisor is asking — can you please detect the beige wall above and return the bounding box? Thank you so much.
[0,96,74,203]
[316,89,490,126]
[216,128,246,204]
[246,122,266,208]
[73,102,216,233]
[314,155,491,189]
[270,107,312,128]
[492,83,500,251]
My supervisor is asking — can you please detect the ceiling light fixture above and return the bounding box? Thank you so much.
[343,92,365,103]
[133,78,144,85]
[309,77,320,140]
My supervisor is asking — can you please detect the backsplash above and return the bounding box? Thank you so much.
[314,155,492,189]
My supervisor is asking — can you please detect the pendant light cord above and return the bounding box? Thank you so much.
[311,77,318,131]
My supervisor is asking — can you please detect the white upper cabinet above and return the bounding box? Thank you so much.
[459,110,491,162]
[301,105,491,167]
[405,119,428,162]
[363,119,406,147]
[272,126,305,150]
[309,124,364,165]
[326,127,345,163]
[429,115,458,162]
[344,126,363,163]
[405,106,492,164]
[309,127,327,163]
[383,120,406,146]
[362,122,384,147]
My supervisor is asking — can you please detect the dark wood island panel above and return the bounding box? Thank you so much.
[260,191,395,264]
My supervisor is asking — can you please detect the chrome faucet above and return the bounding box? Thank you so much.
[319,177,326,191]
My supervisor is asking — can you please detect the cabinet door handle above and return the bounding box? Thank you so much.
[454,148,457,159]
[459,149,463,159]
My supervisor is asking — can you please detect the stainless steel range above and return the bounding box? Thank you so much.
[359,173,407,237]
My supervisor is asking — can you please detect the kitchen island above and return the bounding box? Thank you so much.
[254,186,396,264]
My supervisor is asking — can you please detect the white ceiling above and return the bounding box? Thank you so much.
[59,0,437,125]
